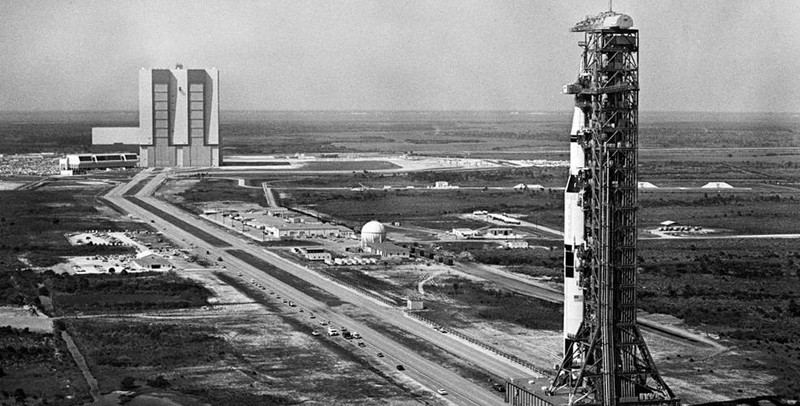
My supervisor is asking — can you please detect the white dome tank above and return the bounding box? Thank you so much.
[360,220,386,245]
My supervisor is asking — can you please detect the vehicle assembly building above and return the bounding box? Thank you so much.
[507,8,679,406]
[92,66,221,168]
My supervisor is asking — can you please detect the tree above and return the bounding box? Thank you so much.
[120,376,136,390]
[147,375,170,388]
[14,388,26,403]
[53,319,66,332]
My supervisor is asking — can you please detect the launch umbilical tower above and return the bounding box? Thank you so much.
[548,10,680,406]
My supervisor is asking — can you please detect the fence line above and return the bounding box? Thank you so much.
[256,250,551,376]
[405,311,553,377]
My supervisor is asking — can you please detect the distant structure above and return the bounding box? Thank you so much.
[59,153,138,175]
[360,220,387,246]
[506,7,679,406]
[701,182,733,189]
[359,220,408,258]
[92,65,221,168]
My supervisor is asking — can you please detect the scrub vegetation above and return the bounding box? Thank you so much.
[637,238,800,397]
[48,271,213,315]
[0,189,139,269]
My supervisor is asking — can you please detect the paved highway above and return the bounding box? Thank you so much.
[106,169,537,406]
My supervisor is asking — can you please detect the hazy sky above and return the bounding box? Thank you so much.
[1,1,798,113]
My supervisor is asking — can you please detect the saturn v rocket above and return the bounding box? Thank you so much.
[563,104,586,355]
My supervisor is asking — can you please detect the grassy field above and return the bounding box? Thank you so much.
[0,325,92,405]
[437,241,563,278]
[173,178,269,212]
[48,271,213,315]
[640,191,800,234]
[296,160,402,171]
[4,111,800,401]
[420,277,562,331]
[314,265,407,303]
[282,188,563,230]
[0,186,144,269]
[212,273,429,404]
[637,238,800,397]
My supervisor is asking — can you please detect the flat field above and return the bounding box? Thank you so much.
[0,326,92,405]
[3,110,800,402]
[56,269,431,405]
[281,187,564,230]
[637,238,800,397]
[48,271,213,315]
[640,191,800,234]
[0,182,143,269]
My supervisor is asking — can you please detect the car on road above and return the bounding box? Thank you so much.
[342,331,352,339]
[311,331,320,336]
[352,331,361,339]
[437,389,448,395]
[319,320,328,326]
[327,327,338,336]
[377,352,384,358]
[358,342,366,348]
[396,365,405,371]
[308,314,315,319]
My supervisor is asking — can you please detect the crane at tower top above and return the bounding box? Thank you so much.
[571,9,633,32]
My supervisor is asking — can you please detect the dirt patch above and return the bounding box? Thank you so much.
[0,306,52,333]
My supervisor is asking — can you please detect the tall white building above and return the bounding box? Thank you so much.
[92,66,221,168]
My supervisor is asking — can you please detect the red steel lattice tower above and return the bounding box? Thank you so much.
[547,10,680,406]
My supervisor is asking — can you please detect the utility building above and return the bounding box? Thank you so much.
[91,65,221,168]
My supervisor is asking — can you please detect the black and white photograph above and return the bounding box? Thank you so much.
[0,1,798,405]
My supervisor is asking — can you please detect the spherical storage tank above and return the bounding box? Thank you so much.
[360,220,386,245]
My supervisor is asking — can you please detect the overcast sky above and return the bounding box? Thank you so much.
[1,1,798,113]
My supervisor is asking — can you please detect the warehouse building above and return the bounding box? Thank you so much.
[298,247,332,261]
[364,242,409,259]
[264,222,352,239]
[59,153,138,175]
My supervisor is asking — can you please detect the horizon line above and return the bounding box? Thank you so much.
[0,109,796,115]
